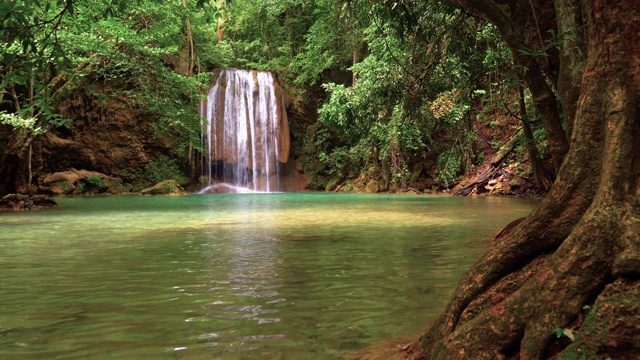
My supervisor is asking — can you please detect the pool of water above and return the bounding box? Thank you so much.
[0,193,537,359]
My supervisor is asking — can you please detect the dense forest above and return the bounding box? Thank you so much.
[2,0,554,197]
[2,0,639,359]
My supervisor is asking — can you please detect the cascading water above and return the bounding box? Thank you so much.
[200,69,290,193]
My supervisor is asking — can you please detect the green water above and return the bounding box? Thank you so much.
[0,193,537,359]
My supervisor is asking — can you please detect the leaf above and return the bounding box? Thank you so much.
[562,328,575,341]
[554,327,576,341]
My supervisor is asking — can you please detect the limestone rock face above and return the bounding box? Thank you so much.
[44,92,167,187]
[273,80,291,164]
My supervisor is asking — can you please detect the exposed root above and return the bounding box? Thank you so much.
[421,201,639,360]
[421,157,600,349]
[555,278,640,360]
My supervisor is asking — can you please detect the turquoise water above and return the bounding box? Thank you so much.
[0,193,537,359]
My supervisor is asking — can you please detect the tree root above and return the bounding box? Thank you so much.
[420,202,639,360]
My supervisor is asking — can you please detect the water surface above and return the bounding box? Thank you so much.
[0,193,537,359]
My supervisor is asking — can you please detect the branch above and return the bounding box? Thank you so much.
[0,6,67,31]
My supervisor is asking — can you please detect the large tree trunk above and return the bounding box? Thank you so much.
[418,1,640,359]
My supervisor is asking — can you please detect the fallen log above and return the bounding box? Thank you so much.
[454,129,521,196]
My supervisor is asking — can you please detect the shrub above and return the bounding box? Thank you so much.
[85,175,104,188]
[143,156,188,185]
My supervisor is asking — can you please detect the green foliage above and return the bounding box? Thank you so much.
[1,0,553,193]
[219,0,315,71]
[143,156,188,185]
[436,149,463,188]
[518,29,567,60]
[0,0,132,129]
[290,0,366,86]
[0,113,46,135]
[291,1,498,187]
[85,175,104,188]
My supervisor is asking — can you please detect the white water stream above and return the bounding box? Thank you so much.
[201,69,286,193]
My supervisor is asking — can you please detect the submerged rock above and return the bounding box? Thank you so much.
[141,180,185,195]
[0,194,58,211]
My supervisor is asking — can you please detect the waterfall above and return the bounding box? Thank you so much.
[200,69,290,193]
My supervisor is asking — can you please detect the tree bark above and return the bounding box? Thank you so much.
[517,83,552,192]
[217,0,226,42]
[419,1,640,358]
[183,0,196,179]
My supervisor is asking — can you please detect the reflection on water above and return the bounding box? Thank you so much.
[0,193,537,359]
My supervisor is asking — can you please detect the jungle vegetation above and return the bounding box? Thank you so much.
[1,0,550,194]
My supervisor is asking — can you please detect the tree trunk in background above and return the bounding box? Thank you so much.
[183,0,196,179]
[450,0,568,173]
[352,48,358,85]
[217,0,226,42]
[419,1,640,358]
[518,83,552,192]
[183,0,195,78]
[554,0,586,137]
[27,144,32,194]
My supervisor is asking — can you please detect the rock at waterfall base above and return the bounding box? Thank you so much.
[141,180,186,195]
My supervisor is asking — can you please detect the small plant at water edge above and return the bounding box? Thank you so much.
[86,175,104,188]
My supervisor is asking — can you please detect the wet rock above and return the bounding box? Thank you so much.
[46,94,167,185]
[141,180,185,195]
[0,194,57,211]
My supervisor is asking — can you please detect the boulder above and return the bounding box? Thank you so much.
[141,180,185,195]
[0,194,58,211]
[38,169,125,195]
